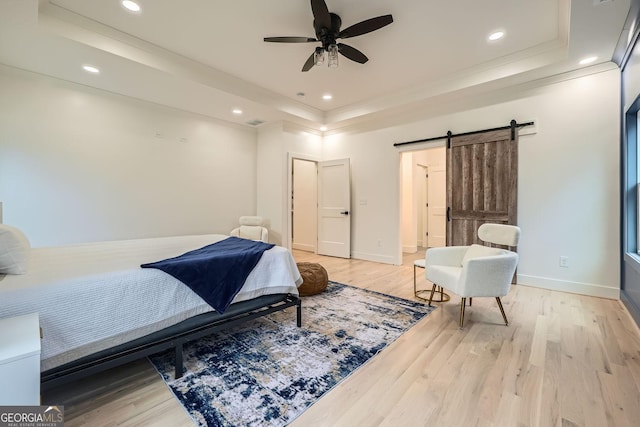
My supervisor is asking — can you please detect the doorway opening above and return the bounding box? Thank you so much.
[290,157,318,253]
[400,146,447,264]
[288,155,352,259]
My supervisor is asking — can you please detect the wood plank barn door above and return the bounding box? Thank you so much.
[446,128,518,246]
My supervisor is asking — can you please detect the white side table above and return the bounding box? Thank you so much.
[413,259,450,303]
[0,313,41,405]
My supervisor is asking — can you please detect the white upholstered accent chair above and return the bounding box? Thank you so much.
[425,223,521,329]
[230,216,269,243]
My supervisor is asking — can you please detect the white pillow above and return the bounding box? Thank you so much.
[0,224,31,275]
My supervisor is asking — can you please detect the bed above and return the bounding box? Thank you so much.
[0,227,302,389]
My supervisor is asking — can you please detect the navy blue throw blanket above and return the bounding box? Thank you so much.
[141,237,275,313]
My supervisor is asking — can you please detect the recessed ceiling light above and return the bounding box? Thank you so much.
[232,109,243,115]
[82,65,100,74]
[320,126,328,132]
[122,1,141,12]
[322,94,333,101]
[488,31,505,41]
[579,56,598,65]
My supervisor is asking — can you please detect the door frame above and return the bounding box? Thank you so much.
[420,164,428,248]
[397,141,447,263]
[286,152,320,252]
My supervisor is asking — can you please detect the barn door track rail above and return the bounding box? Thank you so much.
[393,120,535,148]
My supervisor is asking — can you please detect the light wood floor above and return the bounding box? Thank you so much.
[43,250,640,427]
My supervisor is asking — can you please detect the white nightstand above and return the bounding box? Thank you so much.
[0,313,41,405]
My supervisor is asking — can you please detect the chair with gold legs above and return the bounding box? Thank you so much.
[424,223,520,329]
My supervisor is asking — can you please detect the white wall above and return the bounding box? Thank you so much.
[256,122,285,245]
[515,72,620,298]
[256,123,321,246]
[400,152,416,253]
[0,66,257,246]
[323,129,402,265]
[323,68,621,298]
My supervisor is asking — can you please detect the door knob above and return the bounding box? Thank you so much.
[340,211,350,215]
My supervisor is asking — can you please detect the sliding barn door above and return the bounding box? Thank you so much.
[446,128,517,246]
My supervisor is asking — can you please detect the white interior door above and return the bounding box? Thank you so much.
[318,158,351,258]
[427,165,446,247]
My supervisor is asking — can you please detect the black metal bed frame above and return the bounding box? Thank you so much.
[41,293,301,390]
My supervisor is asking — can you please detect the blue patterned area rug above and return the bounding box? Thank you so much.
[149,281,435,427]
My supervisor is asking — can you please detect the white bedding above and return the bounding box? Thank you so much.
[0,234,302,371]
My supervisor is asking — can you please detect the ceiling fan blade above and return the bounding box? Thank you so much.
[311,0,331,30]
[264,36,318,43]
[302,52,316,72]
[338,14,393,39]
[338,43,368,64]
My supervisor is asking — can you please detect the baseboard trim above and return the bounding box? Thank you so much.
[292,243,316,252]
[622,291,640,327]
[517,274,620,299]
[352,251,397,265]
[402,245,417,253]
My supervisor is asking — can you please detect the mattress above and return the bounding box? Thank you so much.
[0,234,302,371]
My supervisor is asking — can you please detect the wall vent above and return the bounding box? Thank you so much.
[246,119,265,126]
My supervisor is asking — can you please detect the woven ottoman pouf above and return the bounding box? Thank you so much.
[296,262,329,296]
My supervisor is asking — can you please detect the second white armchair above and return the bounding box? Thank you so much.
[230,216,269,243]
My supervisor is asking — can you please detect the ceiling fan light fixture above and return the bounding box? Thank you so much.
[314,48,325,66]
[263,0,393,72]
[328,44,339,68]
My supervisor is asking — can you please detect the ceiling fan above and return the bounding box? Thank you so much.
[264,0,393,72]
